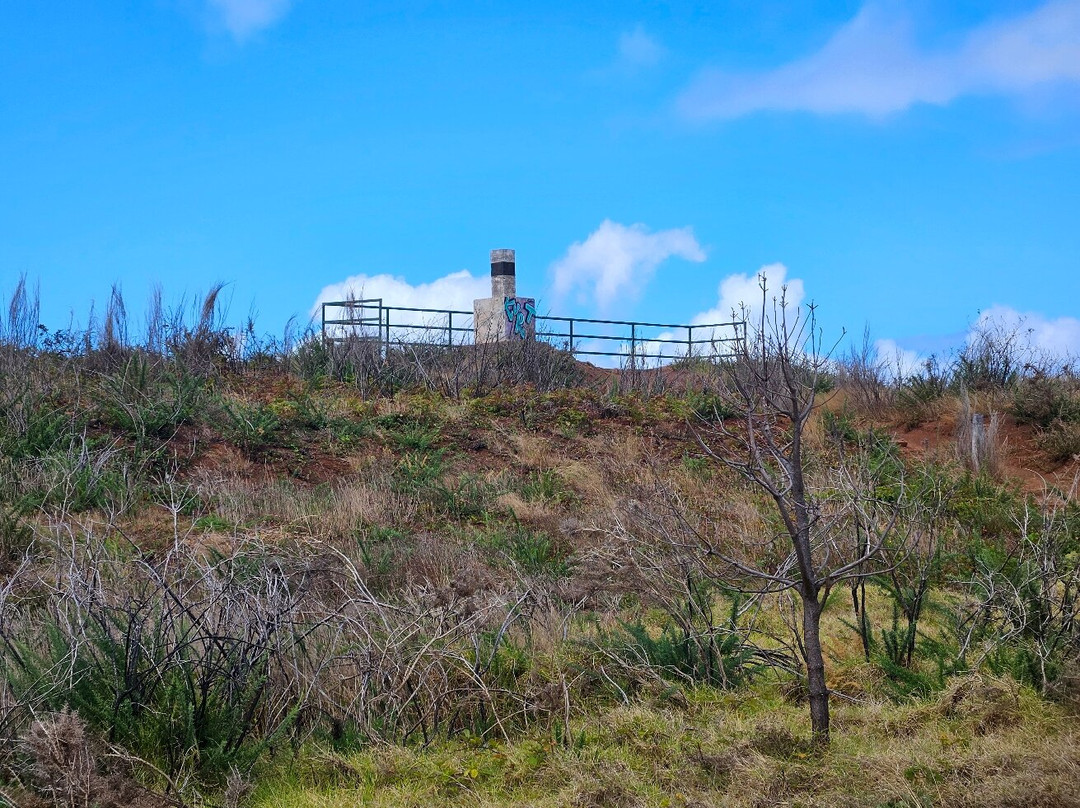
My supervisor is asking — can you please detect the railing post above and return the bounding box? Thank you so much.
[687,325,693,359]
[447,311,453,347]
[630,323,637,370]
[569,319,574,354]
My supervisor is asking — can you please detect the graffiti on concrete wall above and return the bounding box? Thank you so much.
[503,297,536,340]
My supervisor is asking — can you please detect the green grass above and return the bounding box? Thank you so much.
[250,681,1079,808]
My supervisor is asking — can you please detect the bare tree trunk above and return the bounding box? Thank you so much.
[801,590,830,743]
[852,578,871,662]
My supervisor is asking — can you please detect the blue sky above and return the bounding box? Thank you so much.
[2,1,1079,363]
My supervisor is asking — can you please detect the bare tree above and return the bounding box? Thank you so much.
[691,277,904,743]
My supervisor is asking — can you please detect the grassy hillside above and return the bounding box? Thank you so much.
[1,288,1079,807]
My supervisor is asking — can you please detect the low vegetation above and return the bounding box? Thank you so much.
[0,278,1078,807]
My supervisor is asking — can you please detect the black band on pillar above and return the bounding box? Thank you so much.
[491,262,516,276]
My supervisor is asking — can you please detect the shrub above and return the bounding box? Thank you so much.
[683,388,735,422]
[519,469,575,505]
[16,441,142,515]
[1010,374,1080,429]
[382,417,441,452]
[1036,419,1080,463]
[591,583,763,692]
[3,547,302,786]
[897,356,949,427]
[0,398,77,461]
[0,506,33,574]
[97,353,204,446]
[478,526,569,577]
[219,399,282,456]
[958,497,1080,692]
[393,450,447,494]
[955,321,1025,391]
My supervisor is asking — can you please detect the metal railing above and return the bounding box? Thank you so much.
[321,299,473,349]
[321,299,744,364]
[536,314,743,363]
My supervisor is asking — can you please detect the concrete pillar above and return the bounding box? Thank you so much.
[474,248,535,344]
[490,249,516,299]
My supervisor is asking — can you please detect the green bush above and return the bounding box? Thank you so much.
[594,584,763,691]
[682,389,734,423]
[1010,375,1080,428]
[16,444,140,514]
[433,473,496,521]
[0,506,33,573]
[0,399,77,460]
[393,450,447,493]
[1036,419,1080,463]
[519,469,575,505]
[376,413,441,451]
[4,557,300,785]
[220,399,282,456]
[478,526,569,577]
[897,357,950,427]
[98,353,204,446]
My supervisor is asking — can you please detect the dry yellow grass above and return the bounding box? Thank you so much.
[253,679,1080,808]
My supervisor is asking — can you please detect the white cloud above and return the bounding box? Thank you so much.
[618,26,665,70]
[311,269,490,334]
[206,0,294,40]
[633,263,801,363]
[971,304,1080,362]
[869,305,1080,383]
[688,262,804,337]
[874,338,924,380]
[550,220,705,311]
[678,0,1080,120]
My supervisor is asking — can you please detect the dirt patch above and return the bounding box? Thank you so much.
[893,411,1079,495]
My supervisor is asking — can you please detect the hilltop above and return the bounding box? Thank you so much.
[1,292,1079,807]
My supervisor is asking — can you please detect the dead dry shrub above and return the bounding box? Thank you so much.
[298,555,539,746]
[956,319,1027,392]
[936,675,1020,734]
[0,531,309,792]
[838,327,895,416]
[22,709,94,808]
[1036,419,1080,463]
[362,333,584,399]
[1011,372,1080,429]
[692,743,749,790]
[569,761,643,808]
[222,767,252,808]
[1048,656,1080,711]
[956,390,1006,478]
[197,465,415,541]
[748,721,816,760]
[19,709,163,808]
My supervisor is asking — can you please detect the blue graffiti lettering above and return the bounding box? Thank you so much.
[503,297,535,340]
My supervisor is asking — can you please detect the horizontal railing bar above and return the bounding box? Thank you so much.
[328,330,734,347]
[379,305,472,316]
[537,314,741,329]
[567,350,732,359]
[536,332,734,347]
[381,327,475,335]
[373,347,738,360]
